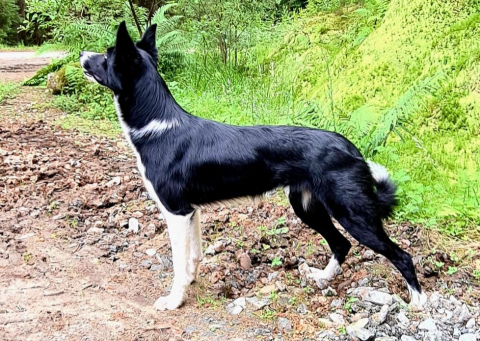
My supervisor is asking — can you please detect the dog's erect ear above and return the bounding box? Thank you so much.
[137,24,158,62]
[115,21,138,64]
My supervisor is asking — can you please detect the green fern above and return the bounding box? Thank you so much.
[362,72,448,157]
[150,4,188,56]
[23,55,76,86]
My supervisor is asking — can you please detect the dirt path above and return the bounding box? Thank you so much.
[0,51,65,82]
[0,63,479,340]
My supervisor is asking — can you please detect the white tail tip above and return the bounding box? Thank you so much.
[367,161,390,182]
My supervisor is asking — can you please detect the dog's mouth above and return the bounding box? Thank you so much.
[83,70,102,83]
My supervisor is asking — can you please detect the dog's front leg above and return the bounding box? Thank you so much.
[188,210,203,281]
[153,211,194,311]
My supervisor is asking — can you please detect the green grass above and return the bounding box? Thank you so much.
[0,43,38,51]
[0,82,19,103]
[57,113,121,139]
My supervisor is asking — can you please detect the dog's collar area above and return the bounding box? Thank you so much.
[129,119,180,140]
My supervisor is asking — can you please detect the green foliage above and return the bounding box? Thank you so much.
[271,257,283,267]
[0,0,21,45]
[0,82,19,103]
[176,0,278,65]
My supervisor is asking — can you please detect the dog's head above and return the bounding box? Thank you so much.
[80,22,158,93]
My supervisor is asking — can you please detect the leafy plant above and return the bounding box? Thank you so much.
[447,266,458,275]
[344,296,358,313]
[271,257,283,267]
[0,0,21,45]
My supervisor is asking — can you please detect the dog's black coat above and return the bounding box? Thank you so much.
[81,22,422,297]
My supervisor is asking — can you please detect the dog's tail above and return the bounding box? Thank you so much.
[367,161,398,219]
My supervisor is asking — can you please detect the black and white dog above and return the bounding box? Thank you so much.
[80,22,426,310]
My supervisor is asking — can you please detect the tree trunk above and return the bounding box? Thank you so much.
[218,34,227,65]
[16,0,26,43]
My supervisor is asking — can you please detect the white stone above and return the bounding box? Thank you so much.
[145,248,156,256]
[418,318,437,331]
[128,217,139,233]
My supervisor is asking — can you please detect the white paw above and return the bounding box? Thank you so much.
[409,290,427,310]
[307,266,337,281]
[153,294,184,311]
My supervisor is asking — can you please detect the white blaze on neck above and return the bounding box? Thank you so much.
[114,96,178,142]
[130,119,179,140]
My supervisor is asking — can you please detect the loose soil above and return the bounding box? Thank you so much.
[0,55,479,341]
[0,52,65,83]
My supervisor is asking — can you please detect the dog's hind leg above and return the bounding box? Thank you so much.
[288,188,351,285]
[188,209,203,282]
[321,182,425,307]
[153,211,195,311]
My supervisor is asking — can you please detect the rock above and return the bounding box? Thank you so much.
[132,211,144,218]
[331,298,343,308]
[459,334,477,341]
[329,313,345,325]
[338,280,352,292]
[106,176,121,187]
[213,240,225,253]
[239,253,251,270]
[358,278,369,286]
[205,244,215,255]
[254,328,271,336]
[454,304,472,324]
[155,254,173,270]
[128,218,139,233]
[375,338,397,341]
[315,278,329,290]
[87,227,104,234]
[226,297,245,315]
[46,69,67,94]
[141,260,152,268]
[322,286,337,297]
[318,318,334,328]
[362,250,375,260]
[268,272,278,282]
[351,312,369,322]
[260,284,276,295]
[453,327,461,337]
[397,311,410,326]
[275,281,286,292]
[144,223,156,239]
[184,325,196,335]
[246,297,270,310]
[297,303,307,314]
[234,297,246,307]
[400,336,416,341]
[351,287,393,306]
[145,248,156,256]
[298,262,310,276]
[465,318,475,329]
[429,292,442,309]
[423,332,443,341]
[371,304,389,325]
[278,317,292,331]
[346,318,373,341]
[418,318,437,331]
